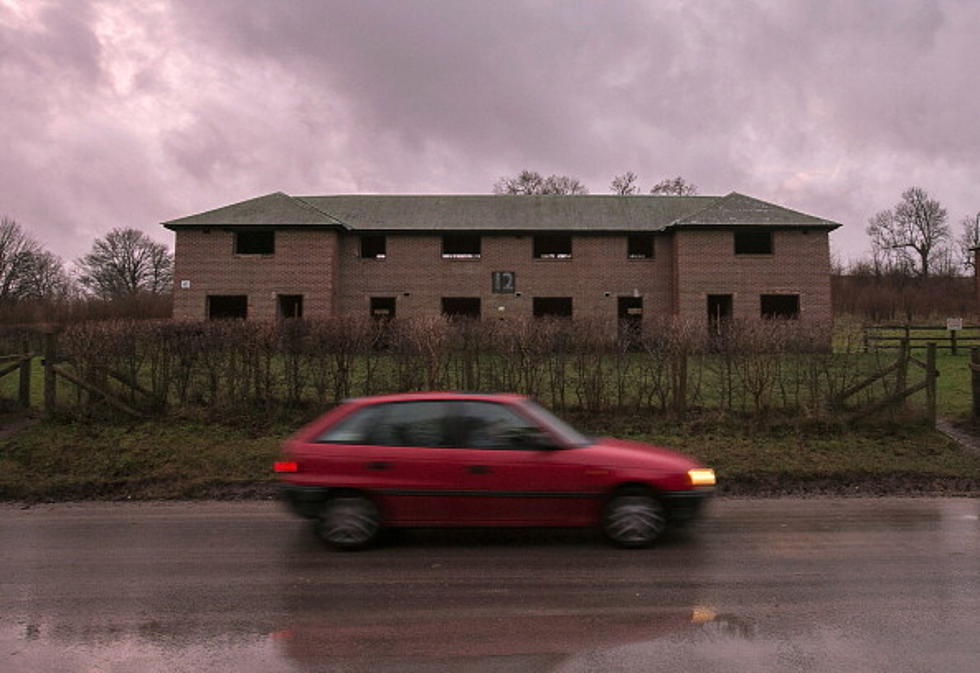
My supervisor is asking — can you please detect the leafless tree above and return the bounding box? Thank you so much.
[865,187,949,278]
[12,250,73,300]
[493,170,589,195]
[649,176,698,196]
[0,215,41,302]
[957,212,980,272]
[865,209,907,276]
[76,228,173,299]
[610,172,639,195]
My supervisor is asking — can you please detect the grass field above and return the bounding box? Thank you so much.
[1,412,977,501]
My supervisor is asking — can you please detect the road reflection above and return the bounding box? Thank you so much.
[2,498,976,673]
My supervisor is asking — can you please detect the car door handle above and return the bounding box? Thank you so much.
[467,465,492,474]
[366,461,391,471]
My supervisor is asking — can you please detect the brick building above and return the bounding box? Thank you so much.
[163,191,840,328]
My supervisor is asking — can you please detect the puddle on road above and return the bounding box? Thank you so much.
[4,603,976,673]
[2,621,293,673]
[1,607,751,673]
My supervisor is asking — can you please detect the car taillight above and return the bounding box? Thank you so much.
[688,468,715,487]
[274,461,298,473]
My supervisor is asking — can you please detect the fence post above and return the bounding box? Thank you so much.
[43,330,57,417]
[950,329,957,356]
[926,342,937,426]
[895,338,908,400]
[18,338,31,408]
[972,348,980,420]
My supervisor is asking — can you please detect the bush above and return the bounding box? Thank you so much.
[1,316,917,427]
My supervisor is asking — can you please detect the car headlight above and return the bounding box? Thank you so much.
[688,468,716,487]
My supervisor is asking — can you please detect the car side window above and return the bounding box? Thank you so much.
[447,401,544,450]
[314,405,382,444]
[367,401,448,447]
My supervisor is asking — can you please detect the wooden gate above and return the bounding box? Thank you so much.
[833,340,938,424]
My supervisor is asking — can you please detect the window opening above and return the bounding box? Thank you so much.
[441,297,481,319]
[208,295,248,320]
[278,295,303,319]
[627,235,654,259]
[533,297,572,318]
[442,234,481,258]
[760,294,800,319]
[734,230,773,255]
[370,296,396,319]
[361,235,387,259]
[533,234,572,259]
[235,231,274,255]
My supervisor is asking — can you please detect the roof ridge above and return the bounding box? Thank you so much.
[298,193,719,199]
[292,195,349,228]
[663,193,729,227]
[667,191,839,228]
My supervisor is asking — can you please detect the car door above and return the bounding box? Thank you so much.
[306,400,459,525]
[443,400,597,526]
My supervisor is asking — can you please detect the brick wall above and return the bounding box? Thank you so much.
[336,232,672,325]
[172,229,338,320]
[673,229,833,324]
[171,227,832,325]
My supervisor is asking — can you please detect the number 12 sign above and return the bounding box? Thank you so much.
[492,271,516,293]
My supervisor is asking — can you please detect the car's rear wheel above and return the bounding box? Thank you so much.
[601,490,667,548]
[315,494,382,550]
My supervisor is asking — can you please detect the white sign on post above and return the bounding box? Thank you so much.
[946,318,963,331]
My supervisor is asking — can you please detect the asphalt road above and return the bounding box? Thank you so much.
[1,497,977,673]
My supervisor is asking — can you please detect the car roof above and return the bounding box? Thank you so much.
[344,392,529,406]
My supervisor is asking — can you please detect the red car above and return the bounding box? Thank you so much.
[276,392,715,549]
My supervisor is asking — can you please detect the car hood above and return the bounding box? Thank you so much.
[589,437,702,471]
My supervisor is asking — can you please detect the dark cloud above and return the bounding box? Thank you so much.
[0,0,978,266]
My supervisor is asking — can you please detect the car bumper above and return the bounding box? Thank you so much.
[280,484,330,519]
[661,489,713,522]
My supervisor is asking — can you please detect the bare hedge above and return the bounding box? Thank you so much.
[6,316,911,422]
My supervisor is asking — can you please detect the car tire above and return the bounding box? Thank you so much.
[315,494,382,550]
[601,489,667,548]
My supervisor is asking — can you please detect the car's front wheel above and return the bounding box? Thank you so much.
[315,494,382,550]
[601,490,667,548]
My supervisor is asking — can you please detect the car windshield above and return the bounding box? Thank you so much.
[520,400,592,448]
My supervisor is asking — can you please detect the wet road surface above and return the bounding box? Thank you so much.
[1,497,977,672]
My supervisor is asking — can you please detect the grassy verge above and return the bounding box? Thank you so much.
[1,416,977,501]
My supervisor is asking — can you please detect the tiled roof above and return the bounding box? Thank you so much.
[670,192,838,228]
[163,191,840,232]
[162,192,344,227]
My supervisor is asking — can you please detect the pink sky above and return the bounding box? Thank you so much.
[2,0,978,268]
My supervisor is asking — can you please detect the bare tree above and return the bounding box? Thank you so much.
[866,187,949,278]
[865,209,908,276]
[0,215,41,302]
[957,212,980,272]
[493,170,589,195]
[13,251,73,300]
[649,177,698,196]
[610,172,639,195]
[77,228,173,299]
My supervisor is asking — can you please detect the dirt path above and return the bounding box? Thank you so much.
[936,418,980,458]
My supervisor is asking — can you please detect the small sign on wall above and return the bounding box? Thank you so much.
[180,280,191,289]
[492,271,516,293]
[947,317,963,331]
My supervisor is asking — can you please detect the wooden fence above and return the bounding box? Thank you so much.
[863,324,980,354]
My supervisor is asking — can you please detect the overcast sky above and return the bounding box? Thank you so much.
[2,0,978,267]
